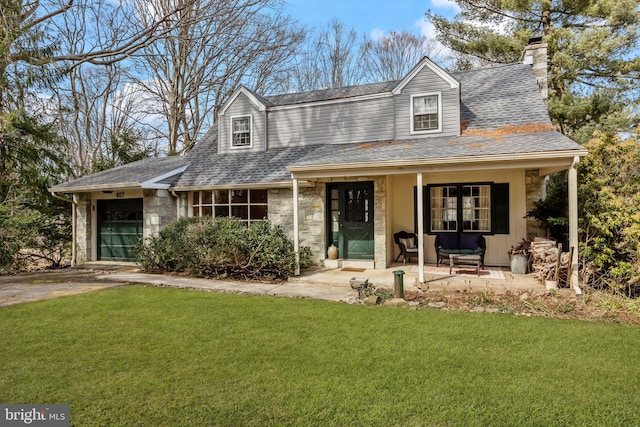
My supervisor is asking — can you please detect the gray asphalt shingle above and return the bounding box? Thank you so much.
[54,62,584,191]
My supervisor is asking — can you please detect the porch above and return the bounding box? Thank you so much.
[294,262,550,295]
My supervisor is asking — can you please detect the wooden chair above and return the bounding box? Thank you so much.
[394,231,419,264]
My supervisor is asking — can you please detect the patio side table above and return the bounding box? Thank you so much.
[449,254,481,276]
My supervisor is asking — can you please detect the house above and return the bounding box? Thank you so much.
[50,39,587,286]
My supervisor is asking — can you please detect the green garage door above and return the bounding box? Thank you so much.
[98,199,143,261]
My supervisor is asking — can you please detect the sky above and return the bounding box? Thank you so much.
[285,0,460,41]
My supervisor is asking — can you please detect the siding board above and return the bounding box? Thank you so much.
[219,93,265,154]
[268,97,394,148]
[394,67,460,139]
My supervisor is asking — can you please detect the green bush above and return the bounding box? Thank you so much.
[136,217,311,281]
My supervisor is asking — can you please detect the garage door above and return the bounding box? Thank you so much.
[98,199,143,261]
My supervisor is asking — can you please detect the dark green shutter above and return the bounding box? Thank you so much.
[492,183,509,234]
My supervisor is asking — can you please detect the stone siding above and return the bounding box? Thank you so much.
[269,186,326,265]
[269,176,387,268]
[74,193,91,264]
[143,189,177,239]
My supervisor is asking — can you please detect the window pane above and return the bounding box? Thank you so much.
[250,205,268,219]
[461,185,491,232]
[193,192,200,205]
[250,190,267,203]
[232,205,248,219]
[192,206,199,217]
[201,206,212,217]
[414,95,439,131]
[430,185,457,231]
[214,190,229,204]
[344,188,370,223]
[214,206,229,217]
[202,191,212,205]
[231,190,247,203]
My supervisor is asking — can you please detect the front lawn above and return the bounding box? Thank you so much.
[1,286,638,426]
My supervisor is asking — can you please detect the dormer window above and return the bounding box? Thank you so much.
[411,93,441,134]
[231,116,252,147]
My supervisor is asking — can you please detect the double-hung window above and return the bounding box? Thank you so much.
[231,116,251,147]
[418,183,510,234]
[411,93,441,133]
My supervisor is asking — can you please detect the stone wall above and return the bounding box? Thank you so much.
[525,169,547,239]
[143,189,177,239]
[74,193,91,264]
[269,186,326,265]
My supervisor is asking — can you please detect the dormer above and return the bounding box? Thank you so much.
[217,86,268,154]
[391,57,461,139]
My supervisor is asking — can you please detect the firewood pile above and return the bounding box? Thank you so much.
[530,237,572,286]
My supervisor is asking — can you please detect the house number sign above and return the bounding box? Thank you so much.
[116,192,125,198]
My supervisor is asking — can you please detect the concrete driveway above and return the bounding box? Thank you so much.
[0,264,135,307]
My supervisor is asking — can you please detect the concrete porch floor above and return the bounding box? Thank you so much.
[293,262,547,295]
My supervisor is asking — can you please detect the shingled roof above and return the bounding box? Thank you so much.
[53,61,586,193]
[50,155,186,192]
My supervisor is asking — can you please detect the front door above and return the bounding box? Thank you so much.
[327,182,374,260]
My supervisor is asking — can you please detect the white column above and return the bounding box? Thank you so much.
[293,178,300,276]
[417,172,425,284]
[568,156,580,293]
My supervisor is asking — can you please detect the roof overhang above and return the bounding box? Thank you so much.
[170,180,315,192]
[288,149,588,180]
[49,165,188,194]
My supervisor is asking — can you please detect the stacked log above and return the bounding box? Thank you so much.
[530,237,571,286]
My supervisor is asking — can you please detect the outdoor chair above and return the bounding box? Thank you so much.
[394,231,419,264]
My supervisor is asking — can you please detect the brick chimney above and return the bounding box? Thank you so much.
[522,36,548,101]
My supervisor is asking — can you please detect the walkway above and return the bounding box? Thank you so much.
[0,262,550,307]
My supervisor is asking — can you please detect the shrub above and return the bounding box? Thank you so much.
[136,217,310,281]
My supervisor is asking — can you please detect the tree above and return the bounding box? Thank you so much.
[287,19,368,92]
[131,0,304,154]
[0,0,196,269]
[428,0,640,136]
[49,0,159,175]
[578,131,640,296]
[362,30,445,81]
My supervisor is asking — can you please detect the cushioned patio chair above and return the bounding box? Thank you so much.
[394,231,419,264]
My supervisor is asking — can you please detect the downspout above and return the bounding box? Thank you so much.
[170,189,181,219]
[50,191,77,266]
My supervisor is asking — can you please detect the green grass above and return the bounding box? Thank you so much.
[1,286,639,426]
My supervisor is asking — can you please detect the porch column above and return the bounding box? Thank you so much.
[417,172,425,283]
[293,178,300,276]
[568,156,580,293]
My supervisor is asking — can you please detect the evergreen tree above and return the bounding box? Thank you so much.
[428,0,640,136]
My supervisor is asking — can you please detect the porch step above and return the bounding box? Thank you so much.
[323,259,374,270]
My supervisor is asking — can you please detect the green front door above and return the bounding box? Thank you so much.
[98,199,143,261]
[327,182,374,260]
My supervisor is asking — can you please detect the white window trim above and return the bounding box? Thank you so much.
[410,92,442,135]
[230,115,253,149]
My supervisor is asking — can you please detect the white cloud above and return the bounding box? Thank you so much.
[430,0,461,12]
[370,27,385,41]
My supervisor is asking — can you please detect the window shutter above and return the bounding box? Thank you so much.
[492,183,509,234]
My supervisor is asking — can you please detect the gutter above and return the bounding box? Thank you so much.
[50,191,77,266]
